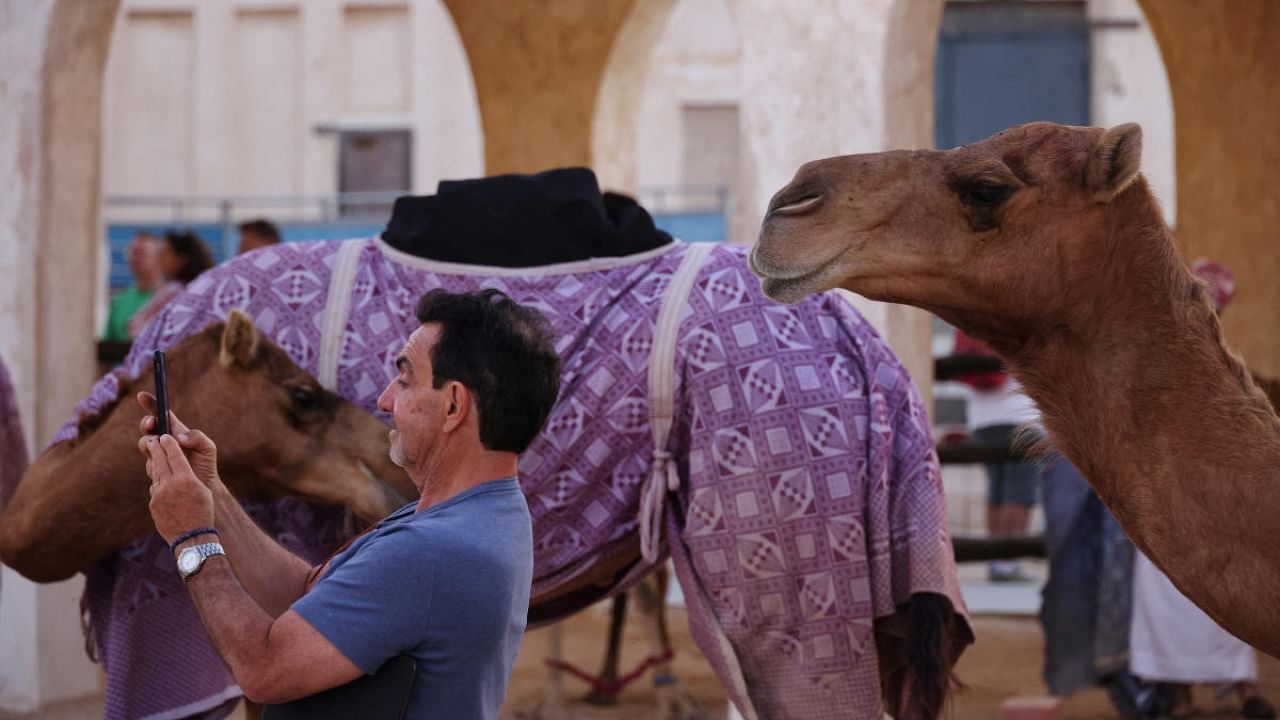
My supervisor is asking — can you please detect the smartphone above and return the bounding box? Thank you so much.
[153,350,170,436]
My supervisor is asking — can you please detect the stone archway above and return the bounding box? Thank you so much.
[1138,0,1280,376]
[0,0,120,711]
[441,0,638,175]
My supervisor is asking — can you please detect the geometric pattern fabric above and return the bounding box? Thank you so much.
[57,239,967,719]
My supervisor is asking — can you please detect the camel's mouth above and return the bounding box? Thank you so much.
[353,460,413,520]
[750,246,842,304]
[749,235,851,280]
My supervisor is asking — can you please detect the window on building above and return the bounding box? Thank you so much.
[338,129,412,218]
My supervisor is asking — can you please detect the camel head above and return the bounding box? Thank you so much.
[176,310,415,521]
[751,122,1149,346]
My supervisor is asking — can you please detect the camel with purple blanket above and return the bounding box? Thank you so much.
[0,356,28,552]
[1,170,971,720]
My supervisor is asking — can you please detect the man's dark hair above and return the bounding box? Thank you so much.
[238,219,281,244]
[415,289,560,453]
[163,230,215,283]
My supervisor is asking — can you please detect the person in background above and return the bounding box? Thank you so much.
[103,231,162,342]
[953,329,1041,582]
[1129,258,1276,720]
[127,230,215,338]
[1039,451,1155,717]
[237,219,281,255]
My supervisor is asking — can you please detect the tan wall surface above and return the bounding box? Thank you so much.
[1139,0,1280,377]
[443,0,635,175]
[0,1,118,710]
[38,0,119,447]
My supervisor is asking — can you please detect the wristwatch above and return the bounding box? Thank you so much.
[177,542,226,580]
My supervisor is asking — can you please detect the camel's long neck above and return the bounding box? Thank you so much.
[1006,189,1280,655]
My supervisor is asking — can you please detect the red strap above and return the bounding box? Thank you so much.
[543,649,675,697]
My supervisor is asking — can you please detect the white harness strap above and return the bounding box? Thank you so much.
[639,242,712,564]
[637,242,760,720]
[318,238,366,391]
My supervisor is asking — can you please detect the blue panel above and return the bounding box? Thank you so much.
[105,223,383,295]
[652,212,726,243]
[935,3,1090,149]
[278,223,384,244]
[106,214,721,297]
[106,224,224,292]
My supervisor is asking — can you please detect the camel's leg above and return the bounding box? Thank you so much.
[524,624,570,720]
[633,567,706,720]
[582,592,628,706]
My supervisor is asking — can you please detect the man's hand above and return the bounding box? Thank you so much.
[137,392,221,491]
[136,393,226,546]
[138,417,217,545]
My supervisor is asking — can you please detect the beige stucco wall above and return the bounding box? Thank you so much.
[590,0,678,195]
[1090,0,1175,224]
[631,0,739,190]
[0,8,56,710]
[102,0,483,211]
[728,0,941,395]
[0,0,117,711]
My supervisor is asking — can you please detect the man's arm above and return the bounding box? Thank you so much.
[139,395,312,615]
[209,481,313,617]
[176,544,363,703]
[146,434,363,703]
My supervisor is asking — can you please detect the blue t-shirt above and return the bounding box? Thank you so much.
[292,477,533,719]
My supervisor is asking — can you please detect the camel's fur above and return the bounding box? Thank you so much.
[751,121,1280,657]
[0,311,413,582]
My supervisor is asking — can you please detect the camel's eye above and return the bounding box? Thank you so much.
[957,182,1013,209]
[285,384,333,430]
[288,386,317,411]
[948,175,1017,232]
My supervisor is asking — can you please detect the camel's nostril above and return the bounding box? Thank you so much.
[770,194,824,217]
[767,183,826,217]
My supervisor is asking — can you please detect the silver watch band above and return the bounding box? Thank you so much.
[178,541,226,580]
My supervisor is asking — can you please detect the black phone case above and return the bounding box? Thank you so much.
[153,350,170,436]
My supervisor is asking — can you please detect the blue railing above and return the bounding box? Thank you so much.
[104,186,728,291]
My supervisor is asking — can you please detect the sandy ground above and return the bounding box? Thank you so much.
[7,607,1277,719]
[498,608,1280,720]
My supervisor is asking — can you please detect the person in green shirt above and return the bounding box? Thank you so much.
[103,231,162,341]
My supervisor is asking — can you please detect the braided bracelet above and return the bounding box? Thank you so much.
[170,527,219,554]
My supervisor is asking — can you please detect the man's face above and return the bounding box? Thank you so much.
[127,234,158,279]
[377,323,446,472]
[238,230,270,255]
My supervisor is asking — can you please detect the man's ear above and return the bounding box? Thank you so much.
[219,309,260,368]
[441,381,470,433]
[1085,123,1143,202]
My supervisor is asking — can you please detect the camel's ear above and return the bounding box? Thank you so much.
[219,309,260,368]
[1085,123,1143,201]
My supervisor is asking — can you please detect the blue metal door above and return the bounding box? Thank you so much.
[935,1,1090,149]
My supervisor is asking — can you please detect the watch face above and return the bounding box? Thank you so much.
[178,548,201,575]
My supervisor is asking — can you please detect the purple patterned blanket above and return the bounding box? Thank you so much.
[58,238,968,719]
